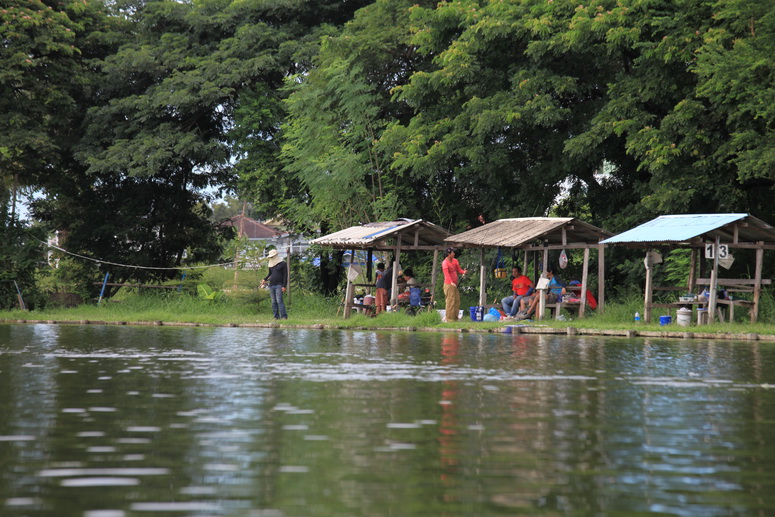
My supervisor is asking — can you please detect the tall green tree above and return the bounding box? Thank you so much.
[280,1,432,229]
[1,0,118,301]
[693,0,775,216]
[35,0,370,291]
[0,0,108,215]
[381,0,774,231]
[232,0,376,230]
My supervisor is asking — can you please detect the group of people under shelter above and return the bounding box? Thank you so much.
[369,247,571,322]
[499,265,566,320]
[441,246,567,322]
[263,244,579,322]
[374,262,420,315]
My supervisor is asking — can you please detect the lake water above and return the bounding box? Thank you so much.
[1,324,774,516]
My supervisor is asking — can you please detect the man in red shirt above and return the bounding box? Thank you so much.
[501,266,533,317]
[442,247,467,322]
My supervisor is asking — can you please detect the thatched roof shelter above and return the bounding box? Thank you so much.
[311,219,450,251]
[311,219,451,317]
[446,218,612,318]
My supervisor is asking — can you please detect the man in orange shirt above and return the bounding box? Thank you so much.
[501,266,534,317]
[442,247,467,322]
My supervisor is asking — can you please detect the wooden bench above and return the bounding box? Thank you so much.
[542,300,582,320]
[648,278,770,323]
[696,278,769,322]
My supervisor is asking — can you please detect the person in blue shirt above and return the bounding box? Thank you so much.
[515,267,566,320]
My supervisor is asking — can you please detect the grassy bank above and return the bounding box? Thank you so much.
[3,288,775,338]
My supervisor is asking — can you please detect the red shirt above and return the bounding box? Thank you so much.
[442,257,465,285]
[511,275,533,296]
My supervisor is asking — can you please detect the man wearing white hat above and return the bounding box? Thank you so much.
[260,249,288,319]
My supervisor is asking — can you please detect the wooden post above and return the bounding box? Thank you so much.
[688,247,697,294]
[538,287,547,320]
[343,277,355,319]
[478,247,487,307]
[644,254,653,323]
[366,249,373,282]
[532,250,539,283]
[430,248,439,307]
[752,243,764,323]
[579,248,590,318]
[390,239,402,307]
[708,237,720,323]
[537,257,549,320]
[597,243,605,313]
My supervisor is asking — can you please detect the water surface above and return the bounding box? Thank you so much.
[1,324,774,516]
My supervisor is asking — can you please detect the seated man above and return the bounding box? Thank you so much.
[501,266,534,317]
[397,268,418,303]
[516,267,566,320]
[398,268,423,314]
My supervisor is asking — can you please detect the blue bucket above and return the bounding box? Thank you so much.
[659,315,672,326]
[469,306,483,322]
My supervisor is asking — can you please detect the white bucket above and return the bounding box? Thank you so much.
[677,308,692,327]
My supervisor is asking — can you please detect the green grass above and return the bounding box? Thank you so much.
[4,287,775,336]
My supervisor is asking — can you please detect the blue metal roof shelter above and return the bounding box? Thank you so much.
[601,214,751,244]
[602,213,775,324]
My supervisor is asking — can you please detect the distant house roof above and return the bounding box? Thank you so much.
[310,219,450,250]
[225,215,284,239]
[600,213,775,247]
[446,217,611,249]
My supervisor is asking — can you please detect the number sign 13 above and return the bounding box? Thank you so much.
[705,243,729,259]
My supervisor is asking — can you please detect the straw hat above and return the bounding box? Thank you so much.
[266,249,282,267]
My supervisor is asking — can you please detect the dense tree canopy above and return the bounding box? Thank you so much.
[2,0,773,300]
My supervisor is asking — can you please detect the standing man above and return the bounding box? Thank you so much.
[501,266,534,317]
[261,249,288,320]
[442,247,467,322]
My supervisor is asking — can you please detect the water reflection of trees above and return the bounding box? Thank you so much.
[2,326,774,515]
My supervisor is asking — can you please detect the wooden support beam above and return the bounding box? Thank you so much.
[579,248,590,318]
[753,244,764,323]
[343,251,355,319]
[430,249,439,308]
[598,243,605,313]
[708,237,720,323]
[479,247,487,307]
[644,253,653,323]
[390,239,402,306]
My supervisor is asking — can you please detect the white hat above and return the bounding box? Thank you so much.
[267,249,282,267]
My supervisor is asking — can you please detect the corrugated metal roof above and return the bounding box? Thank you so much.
[445,218,611,248]
[310,219,450,248]
[600,213,775,244]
